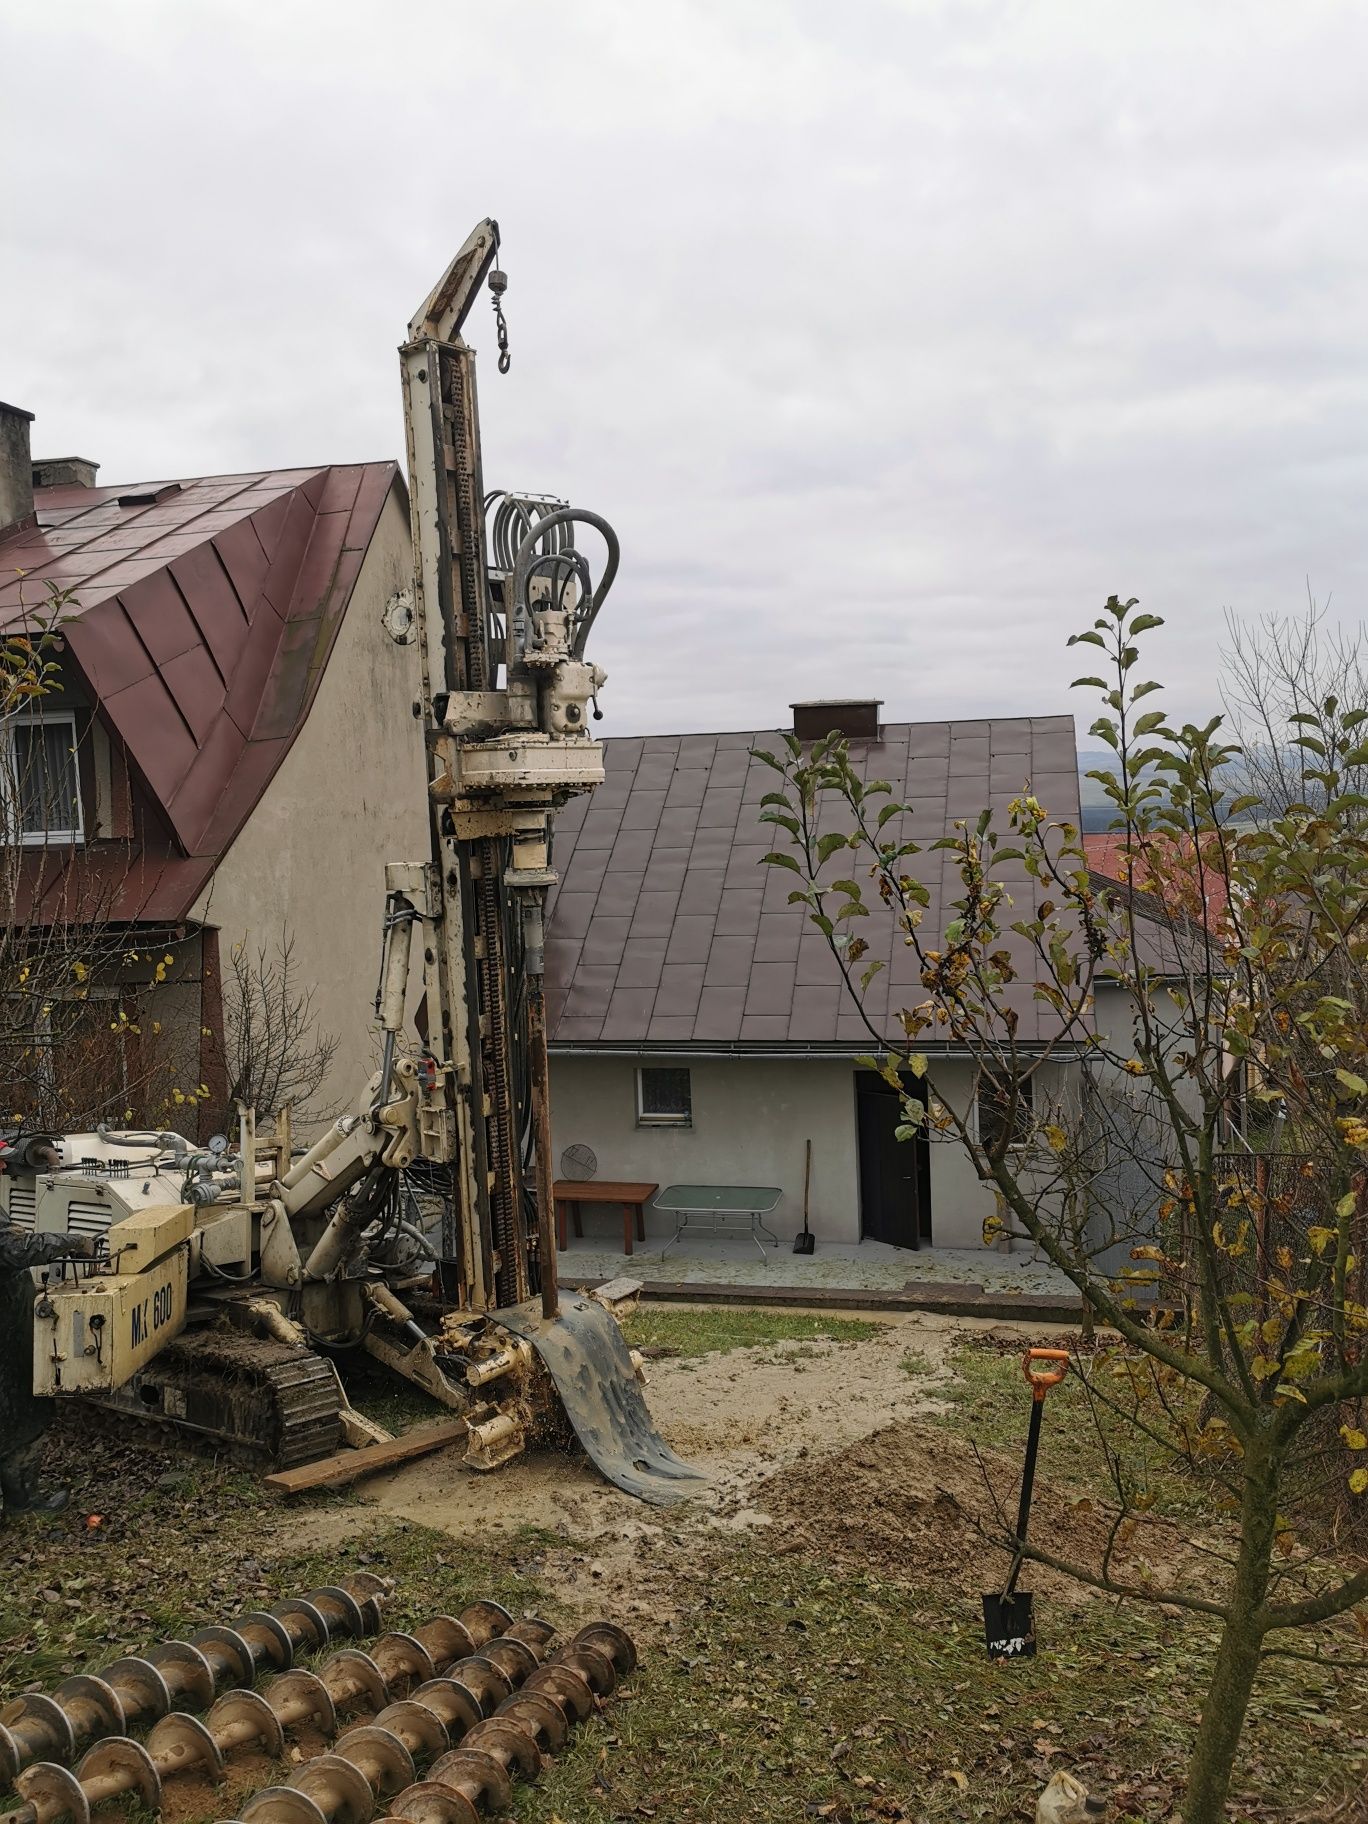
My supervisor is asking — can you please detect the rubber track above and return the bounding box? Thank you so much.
[120,1329,342,1470]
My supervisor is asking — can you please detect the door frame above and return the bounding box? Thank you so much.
[854,1068,933,1248]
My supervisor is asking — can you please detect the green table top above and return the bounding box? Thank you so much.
[653,1184,784,1214]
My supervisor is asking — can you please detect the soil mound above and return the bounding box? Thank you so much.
[757,1418,1153,1603]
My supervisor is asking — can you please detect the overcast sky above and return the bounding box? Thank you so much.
[5,1,1368,740]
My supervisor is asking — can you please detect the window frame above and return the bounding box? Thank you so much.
[5,710,85,847]
[976,1070,1034,1155]
[635,1064,693,1129]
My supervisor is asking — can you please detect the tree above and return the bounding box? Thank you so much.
[756,597,1368,1824]
[212,928,339,1132]
[1222,598,1368,821]
[0,590,190,1132]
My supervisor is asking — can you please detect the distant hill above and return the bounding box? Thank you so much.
[1077,745,1127,832]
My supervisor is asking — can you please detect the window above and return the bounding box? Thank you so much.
[636,1066,692,1127]
[5,713,83,844]
[977,1071,1033,1154]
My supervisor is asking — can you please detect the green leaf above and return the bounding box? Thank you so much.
[761,850,802,874]
[876,802,902,829]
[1133,711,1166,736]
[1128,613,1165,634]
[816,831,851,864]
[1336,1070,1368,1097]
[1067,630,1107,648]
[859,959,886,991]
[1070,676,1108,690]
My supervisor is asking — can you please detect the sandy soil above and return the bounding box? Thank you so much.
[278,1310,1099,1630]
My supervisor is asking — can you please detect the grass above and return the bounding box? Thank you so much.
[338,1355,449,1433]
[3,1324,1363,1822]
[927,1336,1217,1520]
[619,1304,886,1359]
[524,1534,1360,1824]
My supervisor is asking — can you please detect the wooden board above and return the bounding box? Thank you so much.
[263,1420,466,1494]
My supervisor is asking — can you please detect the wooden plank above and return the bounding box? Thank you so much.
[263,1421,466,1495]
[552,1179,658,1204]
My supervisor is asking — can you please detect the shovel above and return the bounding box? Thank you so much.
[982,1346,1069,1660]
[793,1138,815,1254]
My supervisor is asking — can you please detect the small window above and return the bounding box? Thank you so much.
[636,1066,692,1127]
[6,713,83,845]
[977,1071,1033,1153]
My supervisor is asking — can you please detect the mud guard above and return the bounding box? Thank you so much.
[495,1292,708,1505]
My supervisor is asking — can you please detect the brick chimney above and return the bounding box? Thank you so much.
[791,698,883,742]
[32,456,100,489]
[0,401,36,535]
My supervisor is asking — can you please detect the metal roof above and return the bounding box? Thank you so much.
[545,715,1084,1049]
[1,463,398,918]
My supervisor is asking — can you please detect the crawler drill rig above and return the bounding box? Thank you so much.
[0,224,703,1505]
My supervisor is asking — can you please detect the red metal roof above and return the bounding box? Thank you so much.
[1,463,399,918]
[1083,831,1231,926]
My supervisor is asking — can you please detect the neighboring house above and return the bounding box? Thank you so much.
[543,700,1092,1252]
[0,400,428,1136]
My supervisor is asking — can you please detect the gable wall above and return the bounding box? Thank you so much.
[189,484,427,1134]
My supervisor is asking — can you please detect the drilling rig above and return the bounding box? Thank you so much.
[0,224,704,1505]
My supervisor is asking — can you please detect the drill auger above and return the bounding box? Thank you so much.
[228,1622,635,1824]
[9,1600,555,1824]
[0,1577,389,1789]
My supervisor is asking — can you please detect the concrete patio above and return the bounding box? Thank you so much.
[552,1209,1080,1315]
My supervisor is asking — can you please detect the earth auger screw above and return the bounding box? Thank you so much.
[8,1599,542,1824]
[0,1577,390,1789]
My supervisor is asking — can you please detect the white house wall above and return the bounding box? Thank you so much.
[188,484,429,1136]
[548,1052,1006,1251]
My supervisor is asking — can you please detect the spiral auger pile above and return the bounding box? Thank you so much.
[0,1575,390,1789]
[229,1622,638,1824]
[8,1597,561,1824]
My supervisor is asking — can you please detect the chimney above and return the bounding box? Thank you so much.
[32,456,100,490]
[791,698,883,742]
[0,401,36,535]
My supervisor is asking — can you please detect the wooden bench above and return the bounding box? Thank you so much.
[553,1179,659,1257]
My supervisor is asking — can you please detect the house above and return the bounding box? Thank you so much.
[542,699,1091,1253]
[0,401,428,1136]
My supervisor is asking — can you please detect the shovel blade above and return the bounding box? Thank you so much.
[982,1591,1036,1660]
[792,1232,815,1255]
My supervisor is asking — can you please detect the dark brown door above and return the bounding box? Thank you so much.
[856,1071,931,1249]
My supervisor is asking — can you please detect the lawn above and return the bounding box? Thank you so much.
[0,1311,1362,1824]
[618,1302,886,1358]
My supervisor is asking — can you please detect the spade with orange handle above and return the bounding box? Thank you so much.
[982,1347,1070,1660]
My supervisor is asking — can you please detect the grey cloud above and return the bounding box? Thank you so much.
[5,0,1368,746]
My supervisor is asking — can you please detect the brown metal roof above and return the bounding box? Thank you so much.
[545,716,1084,1050]
[1,463,399,918]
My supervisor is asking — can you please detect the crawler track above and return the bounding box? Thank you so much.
[101,1328,342,1470]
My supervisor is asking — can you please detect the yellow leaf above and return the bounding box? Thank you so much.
[1260,1317,1283,1346]
[944,1771,969,1793]
[1341,1426,1368,1452]
[1308,1227,1336,1257]
[1044,1124,1067,1153]
[1338,1192,1359,1220]
[1349,1469,1368,1497]
[1251,1354,1280,1381]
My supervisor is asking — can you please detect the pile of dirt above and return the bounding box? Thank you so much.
[756,1417,1169,1603]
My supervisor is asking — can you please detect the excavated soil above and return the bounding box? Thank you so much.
[281,1313,1199,1627]
[756,1416,1138,1603]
